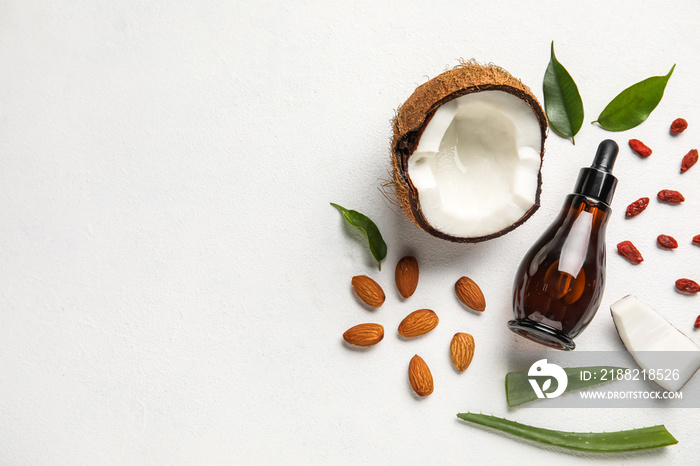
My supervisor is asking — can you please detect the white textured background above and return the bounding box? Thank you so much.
[2,0,700,464]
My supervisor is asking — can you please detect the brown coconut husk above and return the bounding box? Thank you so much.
[391,60,548,243]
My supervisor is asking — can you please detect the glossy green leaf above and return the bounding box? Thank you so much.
[331,203,387,270]
[457,413,678,453]
[505,366,626,407]
[543,41,584,144]
[594,64,675,131]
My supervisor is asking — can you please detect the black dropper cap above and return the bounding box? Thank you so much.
[573,139,619,206]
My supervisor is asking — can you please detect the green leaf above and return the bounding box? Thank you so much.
[330,203,387,270]
[594,64,675,131]
[505,366,626,407]
[456,413,678,453]
[543,41,584,144]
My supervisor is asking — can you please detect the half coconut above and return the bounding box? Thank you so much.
[392,61,547,243]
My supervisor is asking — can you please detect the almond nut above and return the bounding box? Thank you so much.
[395,256,419,298]
[450,332,475,372]
[398,309,439,338]
[455,276,486,312]
[351,275,385,308]
[343,323,384,347]
[408,354,433,396]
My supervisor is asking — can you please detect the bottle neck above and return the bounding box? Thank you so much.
[564,194,611,230]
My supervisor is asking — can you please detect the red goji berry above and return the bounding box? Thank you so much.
[670,118,688,134]
[681,149,698,173]
[676,278,700,294]
[657,189,685,204]
[628,139,652,157]
[617,241,644,264]
[695,315,700,329]
[693,235,700,246]
[657,234,678,249]
[625,197,650,218]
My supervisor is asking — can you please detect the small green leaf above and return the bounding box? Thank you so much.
[505,366,626,407]
[543,41,584,144]
[330,203,387,270]
[594,64,675,131]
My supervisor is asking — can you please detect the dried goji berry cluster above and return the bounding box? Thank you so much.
[618,118,700,328]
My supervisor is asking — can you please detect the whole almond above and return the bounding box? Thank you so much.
[398,309,439,338]
[455,276,486,312]
[408,355,433,396]
[395,256,419,298]
[343,323,384,347]
[450,332,475,372]
[351,275,385,308]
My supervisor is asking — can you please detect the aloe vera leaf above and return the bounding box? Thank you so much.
[594,64,675,131]
[505,366,626,407]
[543,41,584,144]
[457,413,678,452]
[330,203,387,270]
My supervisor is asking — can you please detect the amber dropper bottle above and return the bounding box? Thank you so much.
[508,139,619,350]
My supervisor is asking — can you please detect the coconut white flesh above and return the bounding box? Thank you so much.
[610,295,700,391]
[408,90,542,238]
